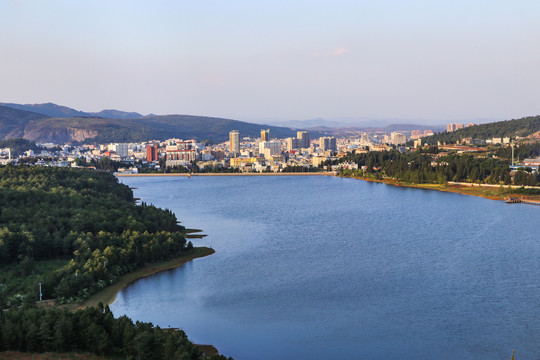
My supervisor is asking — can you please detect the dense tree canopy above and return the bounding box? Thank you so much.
[329,149,539,186]
[0,166,190,305]
[0,304,231,360]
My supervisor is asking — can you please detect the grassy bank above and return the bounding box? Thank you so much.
[78,246,215,308]
[344,175,540,201]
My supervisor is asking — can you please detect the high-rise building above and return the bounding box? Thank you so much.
[320,137,337,152]
[286,137,299,151]
[229,130,240,155]
[146,144,158,162]
[259,141,281,159]
[390,132,407,145]
[261,129,270,142]
[108,143,129,158]
[447,123,464,132]
[297,131,310,149]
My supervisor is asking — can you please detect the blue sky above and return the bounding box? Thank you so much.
[1,0,539,123]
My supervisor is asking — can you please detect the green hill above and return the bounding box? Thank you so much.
[19,115,299,144]
[0,106,49,139]
[134,114,299,142]
[0,166,230,360]
[0,103,302,143]
[424,115,540,144]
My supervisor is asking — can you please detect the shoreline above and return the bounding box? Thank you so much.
[119,171,540,202]
[117,172,334,177]
[341,175,540,201]
[46,247,220,356]
[77,246,215,308]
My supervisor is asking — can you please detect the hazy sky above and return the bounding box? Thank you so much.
[1,0,539,123]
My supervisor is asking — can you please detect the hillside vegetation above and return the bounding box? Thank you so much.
[0,305,230,360]
[0,166,231,359]
[0,106,48,140]
[424,115,540,144]
[329,147,540,187]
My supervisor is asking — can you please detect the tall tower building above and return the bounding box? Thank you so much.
[261,129,270,142]
[146,144,158,162]
[229,130,240,156]
[297,131,310,149]
[320,137,337,152]
[286,137,299,151]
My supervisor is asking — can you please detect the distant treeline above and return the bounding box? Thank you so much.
[424,115,540,144]
[328,150,539,186]
[0,166,190,306]
[0,305,231,360]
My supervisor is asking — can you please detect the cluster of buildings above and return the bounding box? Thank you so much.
[224,129,337,172]
[0,128,397,172]
[2,121,537,173]
[446,123,476,132]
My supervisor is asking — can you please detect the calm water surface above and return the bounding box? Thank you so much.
[111,176,540,360]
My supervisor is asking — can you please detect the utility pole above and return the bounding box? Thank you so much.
[511,141,515,166]
[39,282,42,302]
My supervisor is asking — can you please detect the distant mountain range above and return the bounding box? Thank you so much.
[256,116,499,131]
[0,102,144,120]
[0,103,304,144]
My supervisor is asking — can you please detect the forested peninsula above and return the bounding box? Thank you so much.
[0,166,230,359]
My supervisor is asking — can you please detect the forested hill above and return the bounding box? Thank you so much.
[0,105,49,139]
[0,166,190,305]
[0,103,302,143]
[424,115,540,144]
[0,165,232,359]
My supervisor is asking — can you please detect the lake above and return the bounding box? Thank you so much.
[111,175,540,360]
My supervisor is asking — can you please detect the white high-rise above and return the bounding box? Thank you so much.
[259,141,281,159]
